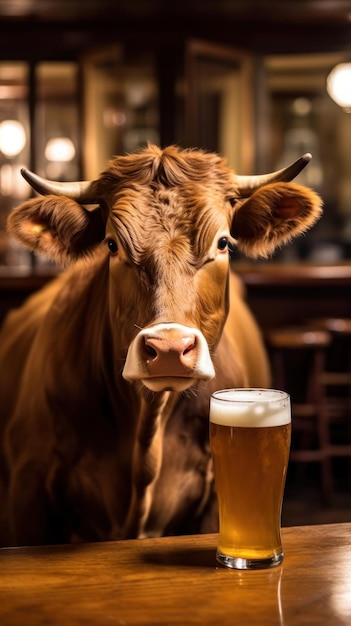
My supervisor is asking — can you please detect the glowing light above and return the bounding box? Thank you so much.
[327,63,351,111]
[45,137,76,162]
[0,119,26,157]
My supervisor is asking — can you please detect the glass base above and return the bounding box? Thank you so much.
[216,549,284,570]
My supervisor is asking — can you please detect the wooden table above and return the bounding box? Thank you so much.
[1,523,351,625]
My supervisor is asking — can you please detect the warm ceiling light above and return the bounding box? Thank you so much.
[45,137,76,162]
[0,119,26,157]
[326,62,351,112]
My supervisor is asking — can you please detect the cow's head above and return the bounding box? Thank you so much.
[8,145,322,393]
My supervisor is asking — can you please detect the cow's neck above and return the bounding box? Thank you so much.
[123,390,177,538]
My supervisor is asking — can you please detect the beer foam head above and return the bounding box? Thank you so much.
[210,388,291,427]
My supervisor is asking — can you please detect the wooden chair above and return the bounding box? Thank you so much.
[265,326,333,502]
[306,318,351,456]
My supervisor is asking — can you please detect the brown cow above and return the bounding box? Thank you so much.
[0,144,322,546]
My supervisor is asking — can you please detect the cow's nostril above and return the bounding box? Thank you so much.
[144,340,158,359]
[183,340,195,355]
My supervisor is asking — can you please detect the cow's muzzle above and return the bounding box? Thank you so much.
[122,323,215,392]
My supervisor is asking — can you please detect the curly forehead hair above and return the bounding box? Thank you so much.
[96,144,236,197]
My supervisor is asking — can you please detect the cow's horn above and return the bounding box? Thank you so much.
[20,168,99,203]
[236,153,312,198]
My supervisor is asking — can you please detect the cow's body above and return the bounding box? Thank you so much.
[0,144,322,547]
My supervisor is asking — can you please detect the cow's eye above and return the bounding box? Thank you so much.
[106,238,118,255]
[217,236,228,251]
[229,197,239,208]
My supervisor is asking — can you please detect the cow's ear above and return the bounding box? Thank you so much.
[7,195,106,266]
[230,182,323,258]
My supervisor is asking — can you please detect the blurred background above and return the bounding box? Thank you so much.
[0,0,351,267]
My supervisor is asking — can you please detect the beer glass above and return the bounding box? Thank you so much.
[210,388,291,570]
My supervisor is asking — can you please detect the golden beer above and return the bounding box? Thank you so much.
[210,388,291,569]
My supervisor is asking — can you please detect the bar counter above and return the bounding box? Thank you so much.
[234,262,351,330]
[1,523,351,625]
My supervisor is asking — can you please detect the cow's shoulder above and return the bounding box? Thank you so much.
[0,249,110,426]
[2,248,108,335]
